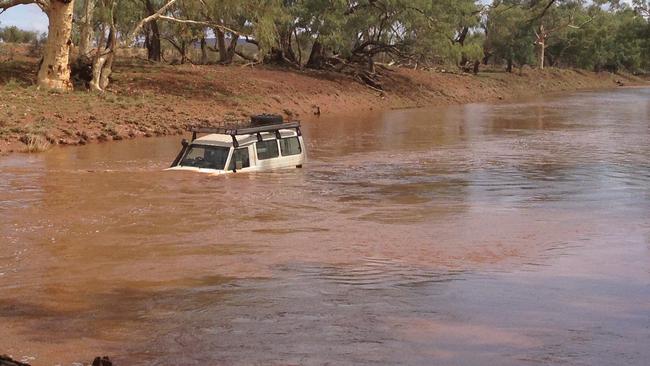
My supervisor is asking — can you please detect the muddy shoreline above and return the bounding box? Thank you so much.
[0,62,645,154]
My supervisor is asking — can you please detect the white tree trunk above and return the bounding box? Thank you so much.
[89,51,115,92]
[90,22,116,92]
[537,25,546,70]
[99,51,114,90]
[78,0,95,58]
[90,54,108,91]
[37,0,75,91]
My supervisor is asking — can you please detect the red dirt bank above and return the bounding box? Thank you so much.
[0,59,644,154]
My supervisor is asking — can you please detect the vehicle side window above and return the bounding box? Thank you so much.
[279,137,301,156]
[229,147,250,170]
[256,139,279,160]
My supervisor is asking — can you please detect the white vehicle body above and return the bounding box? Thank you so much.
[168,127,305,175]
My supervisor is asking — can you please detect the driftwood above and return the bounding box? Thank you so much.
[92,356,113,366]
[0,355,113,366]
[0,355,30,366]
[317,55,387,91]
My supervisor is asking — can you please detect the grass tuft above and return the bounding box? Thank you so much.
[21,133,51,153]
[4,77,22,89]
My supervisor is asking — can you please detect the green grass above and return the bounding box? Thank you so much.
[3,77,22,89]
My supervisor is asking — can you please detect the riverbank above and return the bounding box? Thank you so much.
[0,60,645,153]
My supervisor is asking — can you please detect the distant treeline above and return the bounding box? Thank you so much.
[0,25,42,44]
[0,0,648,91]
[481,0,650,73]
[71,0,646,74]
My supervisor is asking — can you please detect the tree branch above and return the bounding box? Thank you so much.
[0,0,38,10]
[244,36,259,46]
[125,0,179,45]
[235,50,256,62]
[636,4,649,18]
[156,15,247,36]
[528,0,557,23]
[566,17,594,30]
[344,0,376,15]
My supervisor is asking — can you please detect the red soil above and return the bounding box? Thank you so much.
[0,49,644,153]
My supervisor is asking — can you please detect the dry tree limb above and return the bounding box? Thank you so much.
[126,0,179,45]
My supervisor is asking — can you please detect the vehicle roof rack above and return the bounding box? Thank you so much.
[188,121,301,148]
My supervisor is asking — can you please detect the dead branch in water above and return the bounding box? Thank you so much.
[0,355,31,366]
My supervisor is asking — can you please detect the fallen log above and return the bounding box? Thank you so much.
[0,355,113,366]
[92,356,113,366]
[0,355,30,366]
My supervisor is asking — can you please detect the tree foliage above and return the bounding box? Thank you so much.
[1,0,649,91]
[479,0,650,72]
[0,25,39,43]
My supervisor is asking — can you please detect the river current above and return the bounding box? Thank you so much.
[1,88,649,365]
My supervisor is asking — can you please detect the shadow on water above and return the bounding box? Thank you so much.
[0,275,236,337]
[0,267,466,365]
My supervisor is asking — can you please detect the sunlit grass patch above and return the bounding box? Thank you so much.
[20,133,51,152]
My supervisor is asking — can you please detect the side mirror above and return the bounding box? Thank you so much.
[181,139,189,147]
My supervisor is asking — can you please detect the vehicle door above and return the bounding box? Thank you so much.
[228,145,254,172]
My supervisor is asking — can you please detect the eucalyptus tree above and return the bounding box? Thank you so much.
[202,0,242,63]
[0,0,172,90]
[76,0,94,57]
[537,1,649,72]
[159,0,203,63]
[528,0,596,69]
[1,0,75,90]
[88,0,121,91]
[483,0,594,70]
[202,0,276,64]
[633,0,650,70]
[291,0,346,68]
[453,0,483,69]
[84,0,178,90]
[588,6,647,72]
[484,2,535,72]
[294,0,482,71]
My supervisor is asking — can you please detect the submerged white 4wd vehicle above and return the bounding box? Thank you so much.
[168,114,305,174]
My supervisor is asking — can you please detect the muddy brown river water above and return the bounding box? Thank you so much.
[1,88,649,366]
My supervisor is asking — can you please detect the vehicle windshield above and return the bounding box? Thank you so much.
[179,144,230,170]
